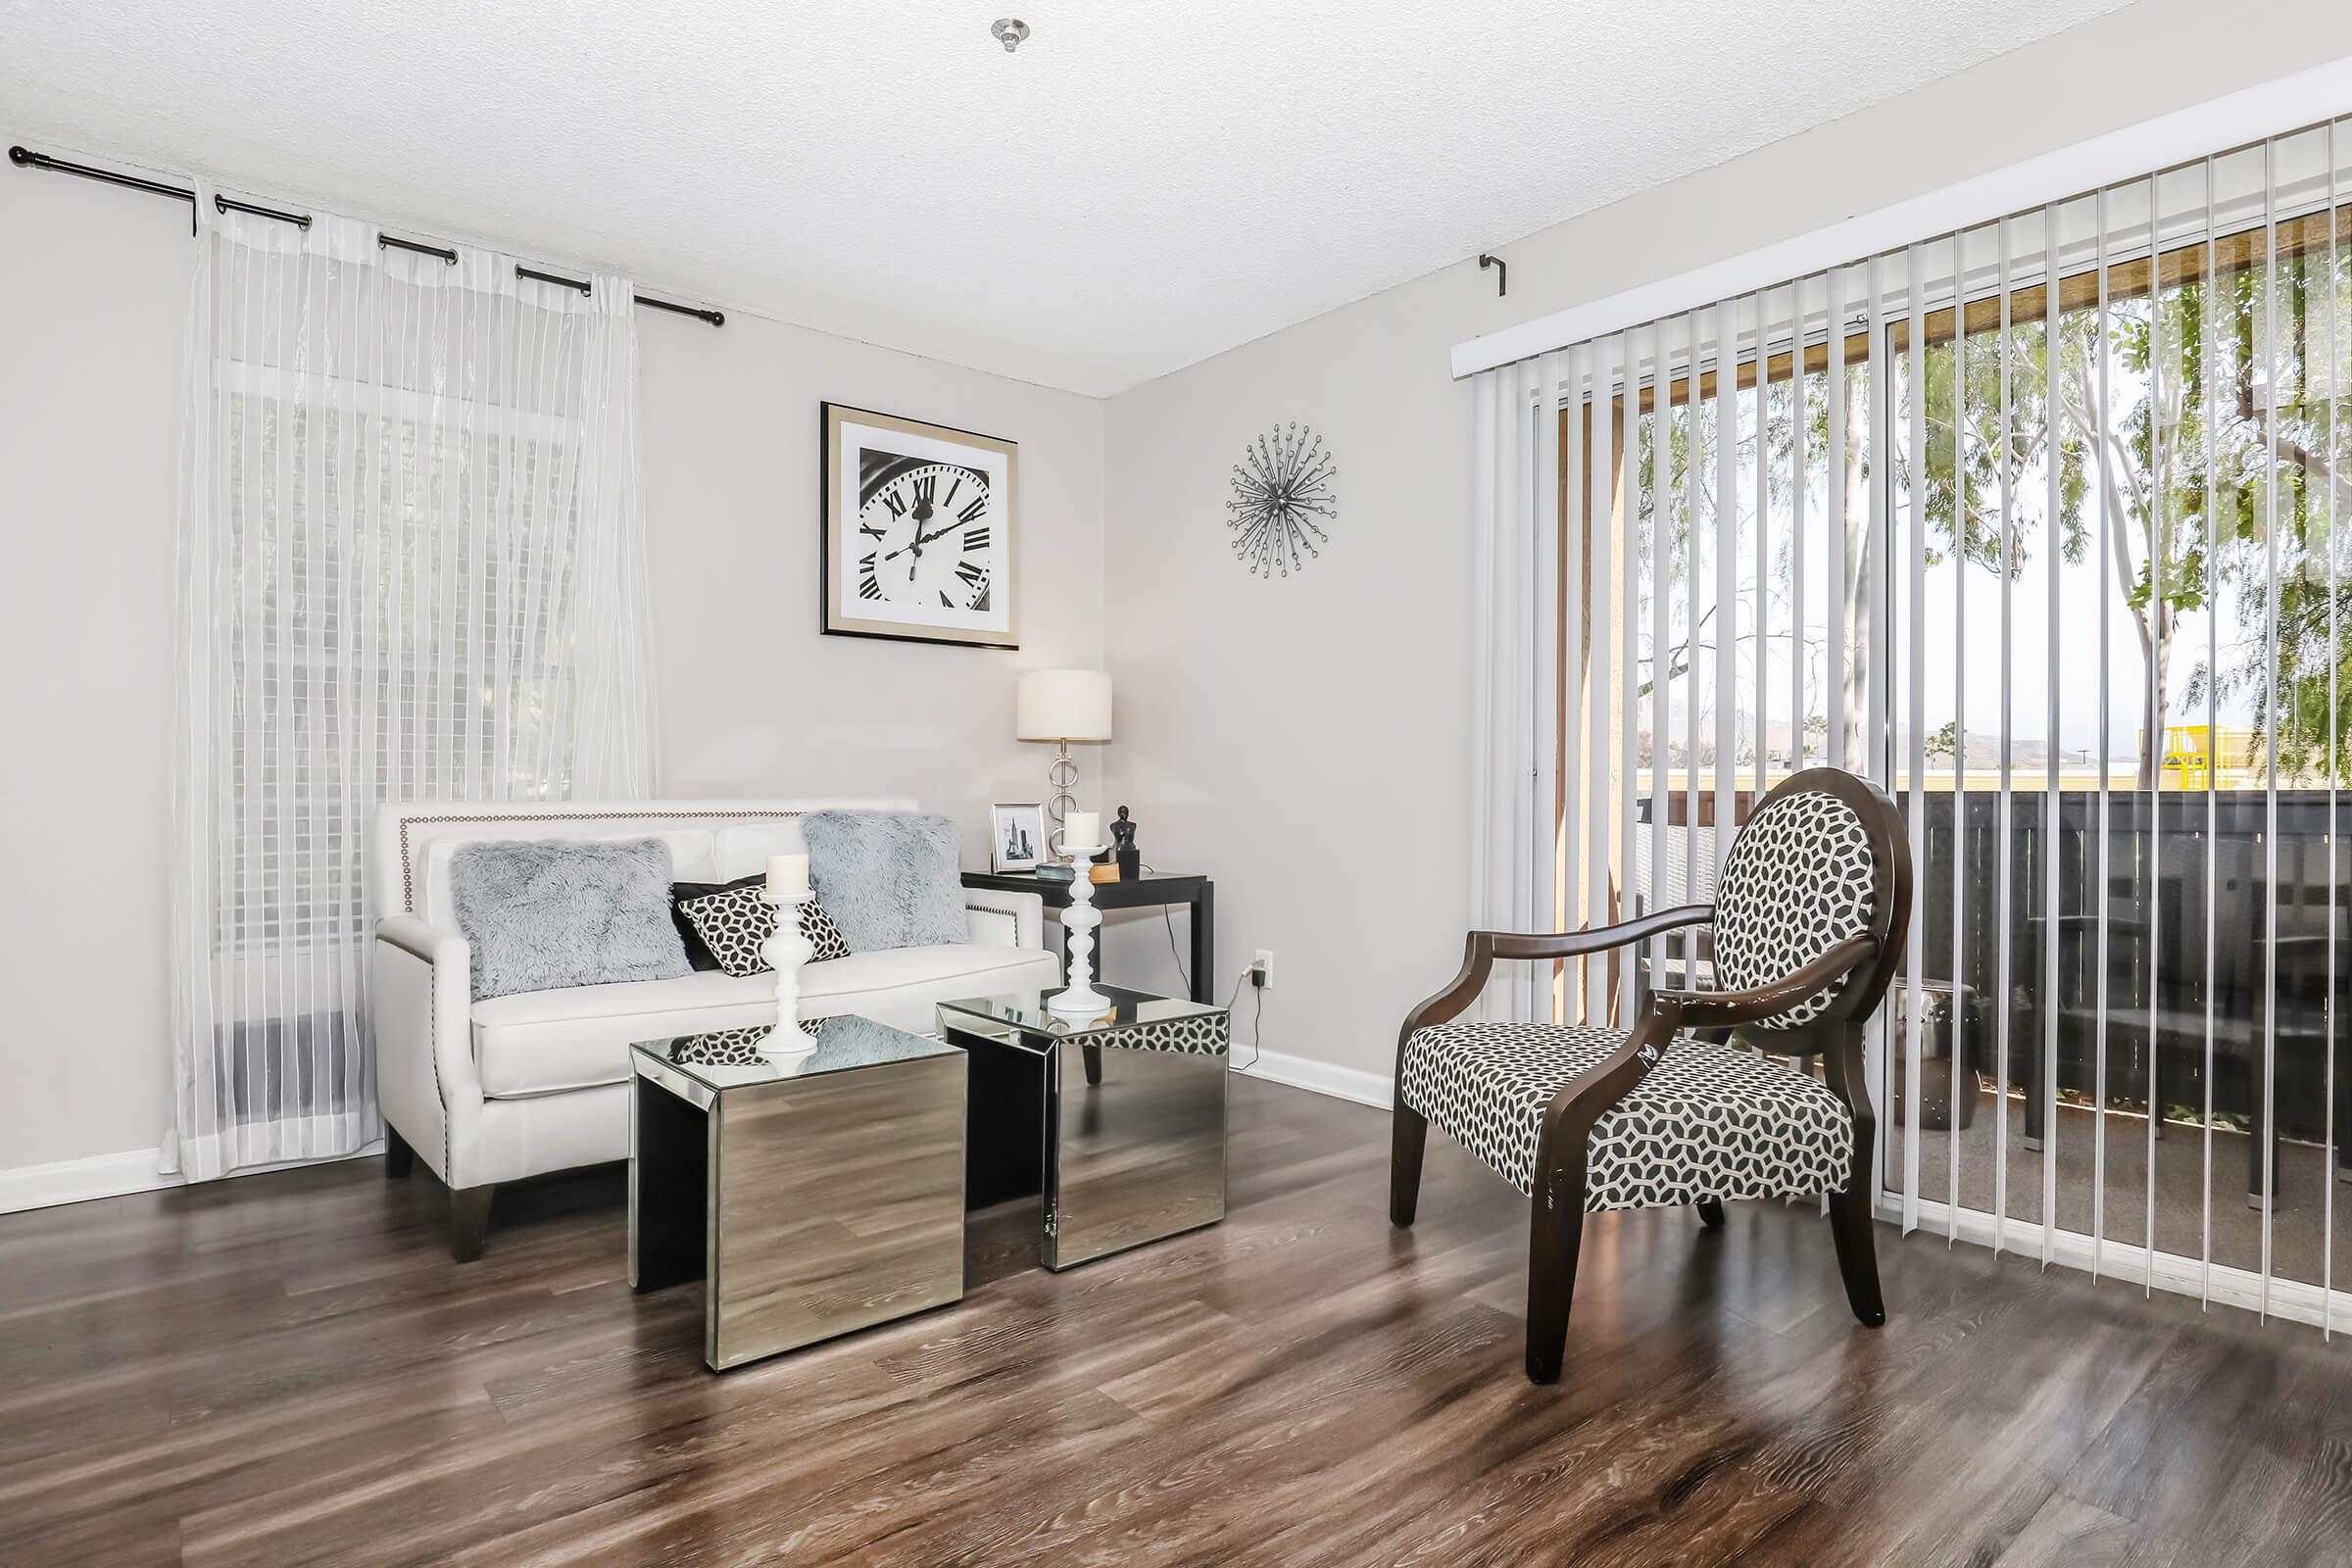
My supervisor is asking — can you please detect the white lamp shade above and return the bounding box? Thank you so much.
[1016,668,1113,742]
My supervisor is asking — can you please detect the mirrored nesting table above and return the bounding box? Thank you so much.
[629,1016,966,1371]
[937,985,1230,1270]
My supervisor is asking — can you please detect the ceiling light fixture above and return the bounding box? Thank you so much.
[992,18,1029,53]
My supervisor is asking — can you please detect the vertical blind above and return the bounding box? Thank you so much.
[1481,117,2352,1332]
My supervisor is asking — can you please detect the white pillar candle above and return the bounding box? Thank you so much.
[1064,809,1101,849]
[766,853,809,901]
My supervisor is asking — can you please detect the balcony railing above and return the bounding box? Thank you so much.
[1626,782,2348,1142]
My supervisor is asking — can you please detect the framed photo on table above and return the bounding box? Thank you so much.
[991,804,1047,873]
[822,403,1019,649]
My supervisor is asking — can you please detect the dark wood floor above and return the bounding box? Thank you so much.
[6,1077,2352,1567]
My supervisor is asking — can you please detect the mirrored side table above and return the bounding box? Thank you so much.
[629,1016,966,1371]
[937,985,1228,1270]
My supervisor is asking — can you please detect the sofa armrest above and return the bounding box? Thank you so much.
[964,887,1044,949]
[371,914,482,1184]
[377,911,464,968]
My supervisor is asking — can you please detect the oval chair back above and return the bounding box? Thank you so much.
[1712,766,1912,1046]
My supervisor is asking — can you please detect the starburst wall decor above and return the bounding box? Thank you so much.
[1227,421,1336,578]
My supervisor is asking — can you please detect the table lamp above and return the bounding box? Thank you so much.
[1016,669,1112,858]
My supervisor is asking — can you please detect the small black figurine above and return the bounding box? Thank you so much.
[1111,806,1141,880]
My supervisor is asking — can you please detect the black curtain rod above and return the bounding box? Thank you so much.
[219,193,308,229]
[380,231,457,264]
[518,265,723,325]
[12,142,723,325]
[12,144,196,232]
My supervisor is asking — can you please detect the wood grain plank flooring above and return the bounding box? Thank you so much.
[5,1075,2352,1566]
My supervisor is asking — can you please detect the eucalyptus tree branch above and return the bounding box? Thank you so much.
[2237,400,2352,524]
[2066,353,2155,534]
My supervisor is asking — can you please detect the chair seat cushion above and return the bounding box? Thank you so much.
[1399,1021,1852,1209]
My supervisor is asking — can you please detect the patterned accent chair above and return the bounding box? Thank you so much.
[1392,767,1912,1384]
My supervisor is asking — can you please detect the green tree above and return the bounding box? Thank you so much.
[2187,248,2352,783]
[1628,231,2352,790]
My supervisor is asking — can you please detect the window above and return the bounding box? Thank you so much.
[214,375,583,953]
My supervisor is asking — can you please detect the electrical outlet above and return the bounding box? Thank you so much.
[1252,950,1273,989]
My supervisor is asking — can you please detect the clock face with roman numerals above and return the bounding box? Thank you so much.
[823,405,1019,649]
[853,461,994,612]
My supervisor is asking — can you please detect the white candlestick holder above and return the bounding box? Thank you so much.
[760,889,816,1056]
[1049,844,1110,1015]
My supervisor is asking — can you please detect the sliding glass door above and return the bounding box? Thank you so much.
[1551,119,2352,1328]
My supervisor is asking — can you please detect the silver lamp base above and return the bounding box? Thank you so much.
[1043,738,1085,873]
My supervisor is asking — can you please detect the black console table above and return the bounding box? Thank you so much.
[960,869,1214,1004]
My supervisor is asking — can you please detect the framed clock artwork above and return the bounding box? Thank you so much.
[821,403,1019,649]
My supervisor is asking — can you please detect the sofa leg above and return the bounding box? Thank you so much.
[1695,1199,1726,1229]
[449,1185,495,1263]
[384,1125,415,1179]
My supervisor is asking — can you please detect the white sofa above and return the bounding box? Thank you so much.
[368,797,1059,1258]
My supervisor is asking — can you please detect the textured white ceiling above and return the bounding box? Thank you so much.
[0,0,2130,395]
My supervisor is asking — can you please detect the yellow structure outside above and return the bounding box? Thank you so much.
[2161,725,2214,790]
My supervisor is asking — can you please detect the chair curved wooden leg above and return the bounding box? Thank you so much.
[1391,1103,1428,1227]
[1525,1194,1585,1385]
[1824,1021,1886,1327]
[1695,1199,1726,1229]
[1827,1179,1885,1326]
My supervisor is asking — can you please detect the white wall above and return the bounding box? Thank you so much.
[0,161,1102,1196]
[0,172,187,1182]
[639,292,1104,853]
[1097,0,2352,1094]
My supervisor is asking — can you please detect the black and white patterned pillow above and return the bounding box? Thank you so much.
[799,901,851,964]
[666,1022,820,1063]
[676,885,851,977]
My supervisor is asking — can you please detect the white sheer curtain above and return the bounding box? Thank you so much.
[1469,359,1561,1023]
[170,199,656,1182]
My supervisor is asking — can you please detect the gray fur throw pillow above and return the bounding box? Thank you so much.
[449,838,693,1001]
[802,809,969,953]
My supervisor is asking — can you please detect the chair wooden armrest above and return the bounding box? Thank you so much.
[1478,905,1715,963]
[1395,905,1714,1049]
[1647,937,1877,1032]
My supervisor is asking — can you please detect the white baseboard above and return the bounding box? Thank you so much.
[1879,1191,2352,1335]
[0,1148,172,1215]
[0,1137,386,1216]
[1235,1047,1393,1109]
